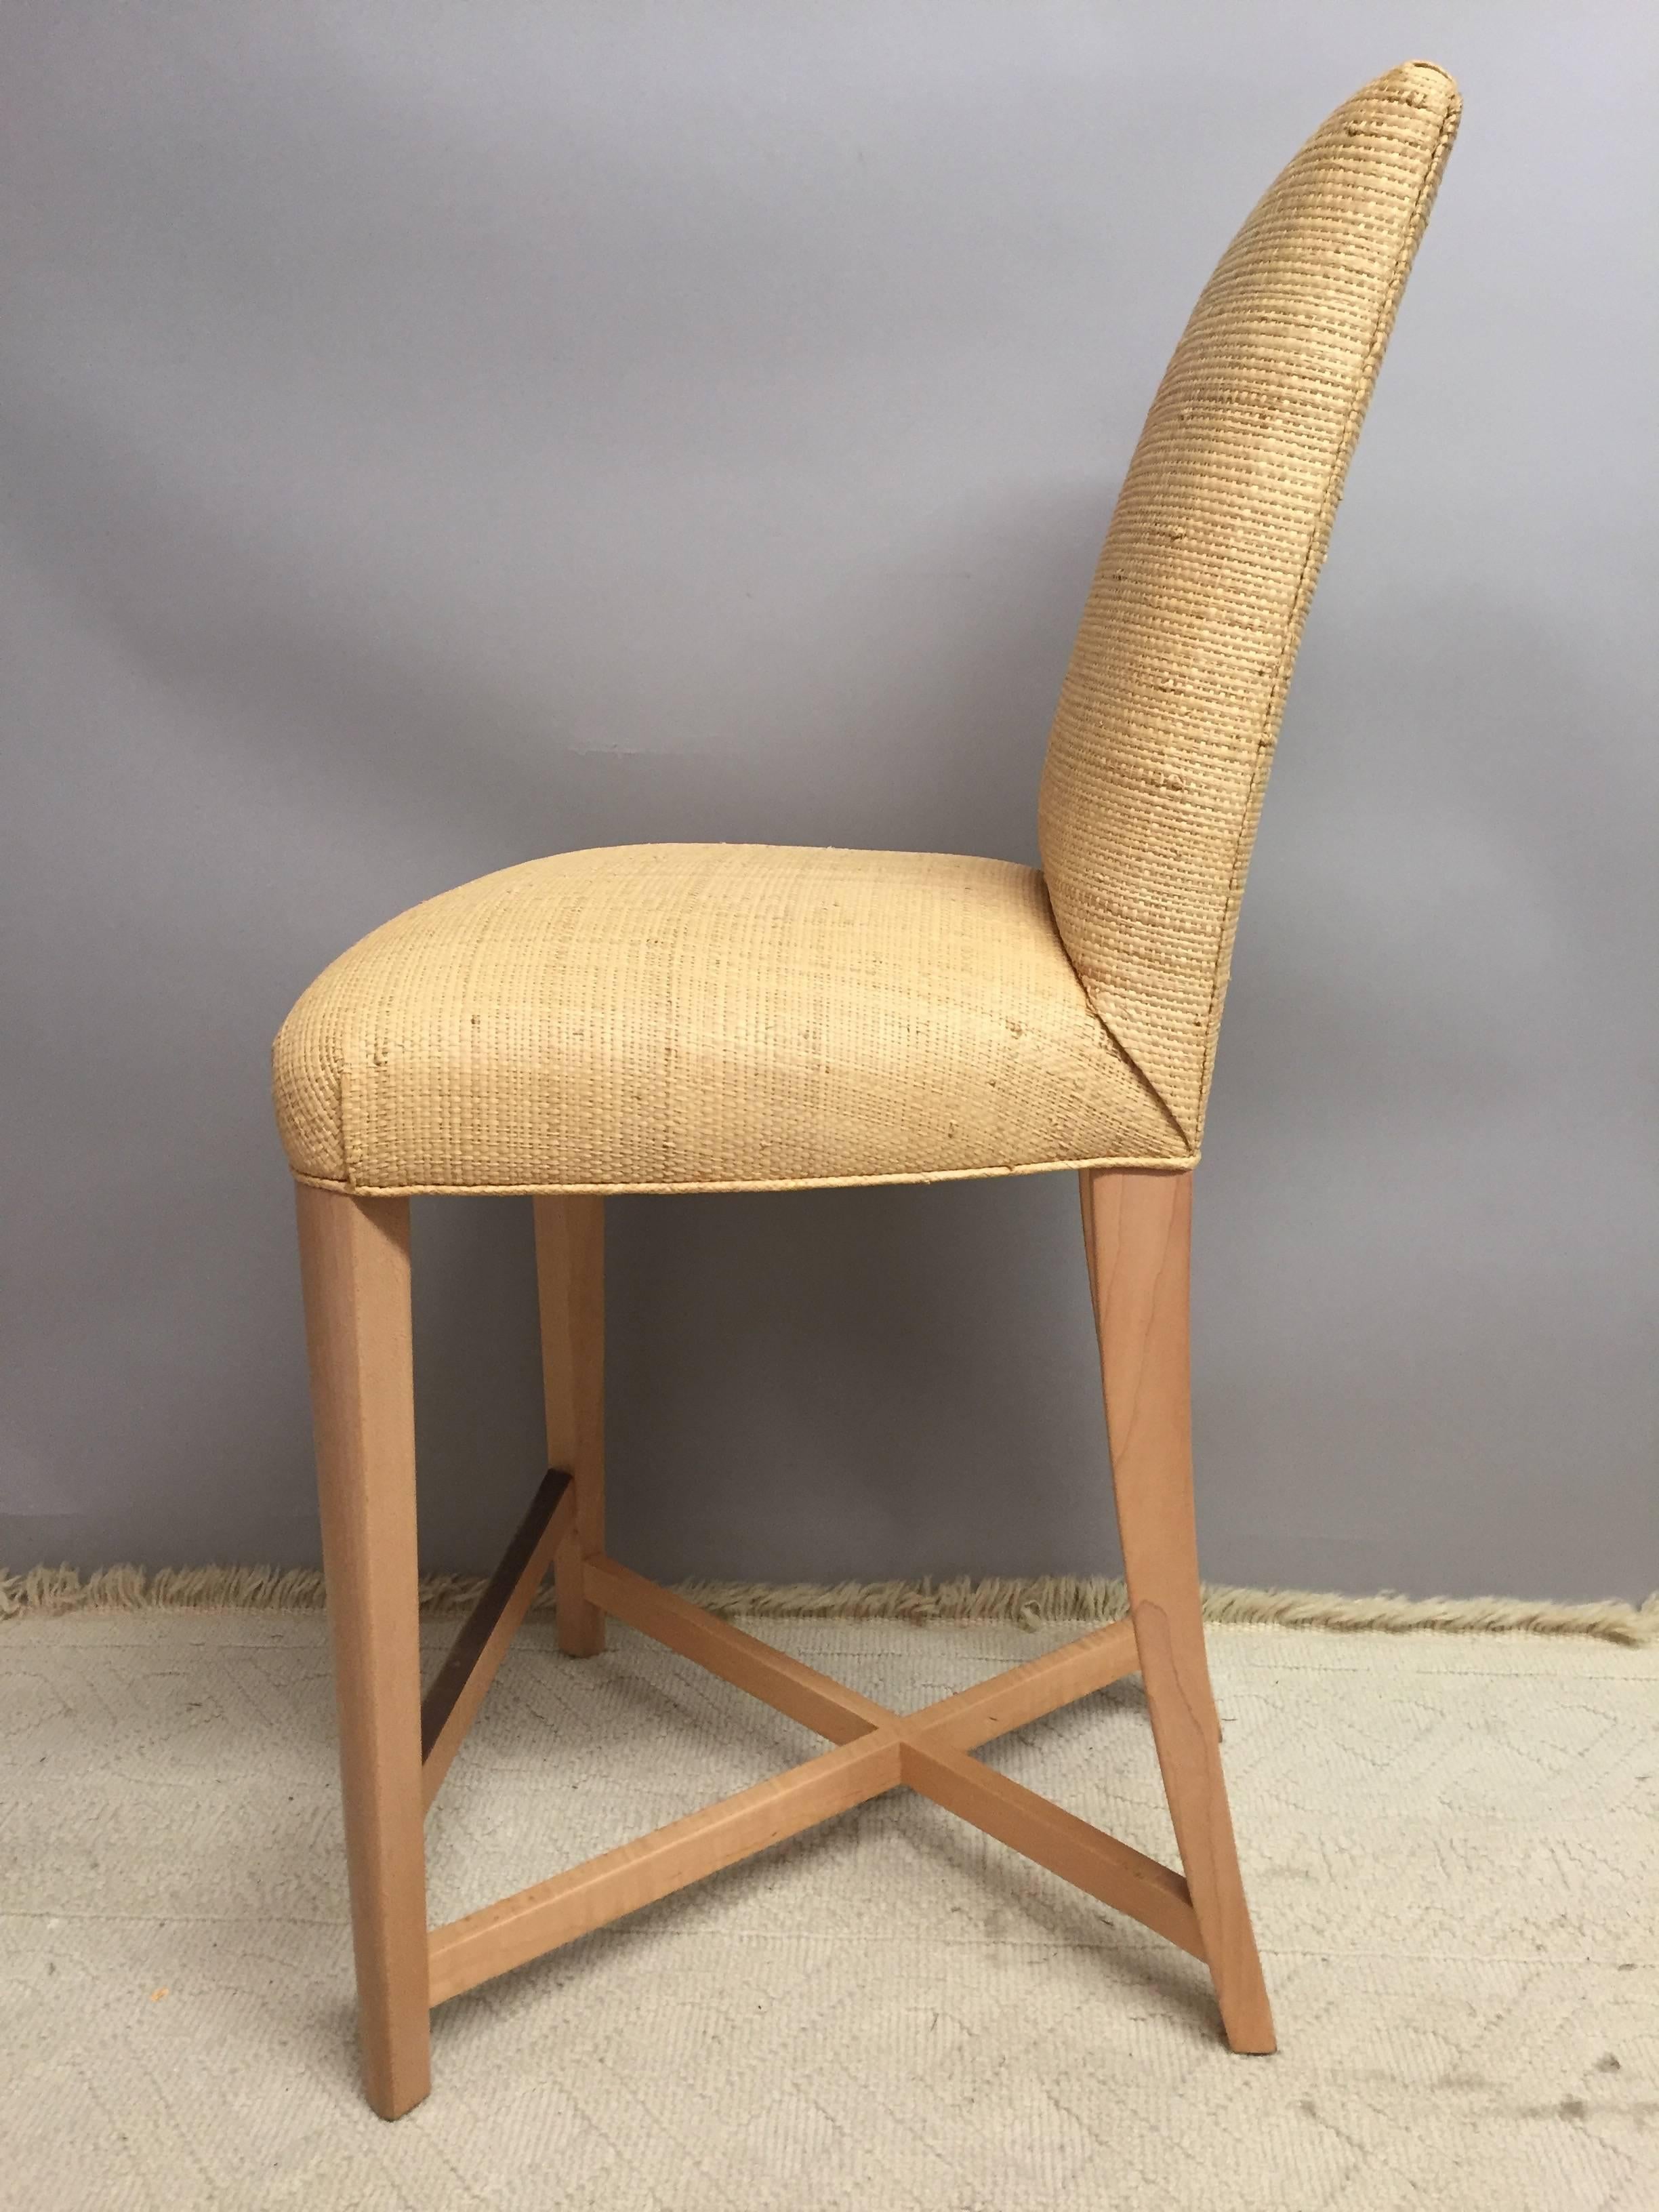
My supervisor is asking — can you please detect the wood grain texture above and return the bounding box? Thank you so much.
[534,1195,606,1656]
[418,1578,1164,2009]
[419,1472,575,1811]
[901,1736,1203,1958]
[410,1559,1223,2015]
[906,1617,1138,1753]
[1085,1167,1275,2053]
[428,1730,904,2005]
[585,1555,892,1744]
[295,1184,432,2119]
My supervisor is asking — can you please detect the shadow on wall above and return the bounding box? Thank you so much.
[1190,586,1658,1602]
[488,470,1121,869]
[14,394,1116,876]
[408,1170,1116,1587]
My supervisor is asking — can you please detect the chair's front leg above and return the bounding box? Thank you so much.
[533,1195,606,1657]
[1083,1167,1275,2055]
[296,1184,432,2118]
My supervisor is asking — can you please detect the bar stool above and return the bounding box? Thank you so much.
[274,62,1460,2116]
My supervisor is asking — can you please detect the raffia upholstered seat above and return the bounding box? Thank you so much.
[274,843,1187,1195]
[276,64,1460,2120]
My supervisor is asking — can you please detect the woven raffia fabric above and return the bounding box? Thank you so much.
[274,845,1186,1193]
[1038,62,1460,1147]
[273,62,1459,1196]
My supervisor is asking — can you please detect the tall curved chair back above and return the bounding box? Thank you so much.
[1039,61,1460,1147]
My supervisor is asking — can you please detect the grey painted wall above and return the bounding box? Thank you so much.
[3,4,1654,1598]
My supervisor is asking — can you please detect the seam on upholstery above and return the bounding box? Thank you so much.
[287,1150,1199,1200]
[1036,871,1195,1151]
[1079,979,1195,1152]
[1191,70,1462,1130]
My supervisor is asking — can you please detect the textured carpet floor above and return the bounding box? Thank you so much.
[1,1609,1654,2210]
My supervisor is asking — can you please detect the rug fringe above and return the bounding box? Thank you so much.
[1,1563,1654,1645]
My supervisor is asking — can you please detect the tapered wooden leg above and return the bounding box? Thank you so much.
[533,1196,606,1656]
[295,1183,432,2119]
[1082,1167,1275,2055]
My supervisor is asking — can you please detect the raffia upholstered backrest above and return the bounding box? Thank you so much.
[1038,62,1460,1148]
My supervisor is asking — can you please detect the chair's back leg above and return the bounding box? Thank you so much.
[1082,1168,1276,2055]
[533,1196,607,1657]
[295,1183,432,2118]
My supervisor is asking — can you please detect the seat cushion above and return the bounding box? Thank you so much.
[273,843,1188,1194]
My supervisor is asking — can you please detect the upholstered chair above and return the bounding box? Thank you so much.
[274,62,1460,2116]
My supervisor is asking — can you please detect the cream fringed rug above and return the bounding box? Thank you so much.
[3,1602,1655,2211]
